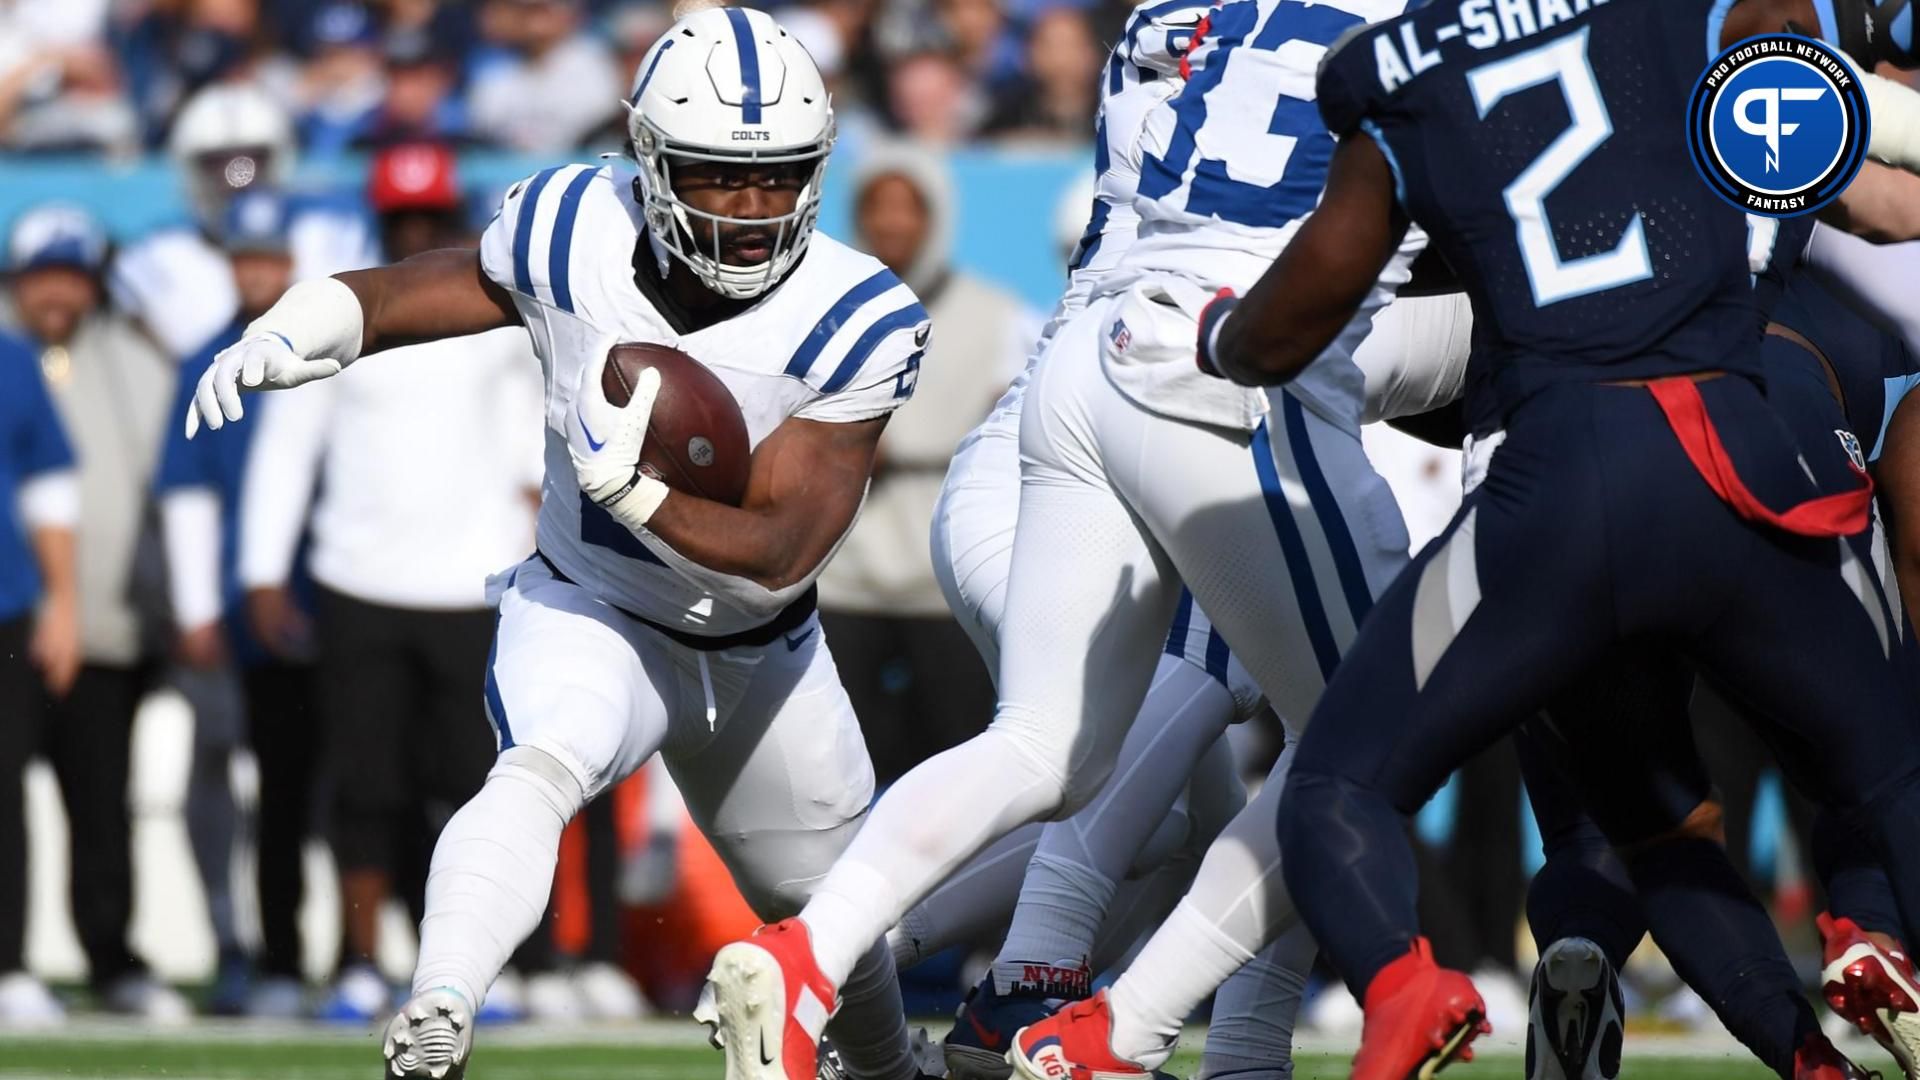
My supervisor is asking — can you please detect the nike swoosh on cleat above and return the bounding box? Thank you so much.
[577,402,606,451]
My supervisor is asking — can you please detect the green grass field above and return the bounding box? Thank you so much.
[0,1027,1792,1080]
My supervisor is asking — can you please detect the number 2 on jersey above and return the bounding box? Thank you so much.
[1467,27,1652,307]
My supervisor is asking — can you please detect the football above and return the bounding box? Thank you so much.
[602,341,752,507]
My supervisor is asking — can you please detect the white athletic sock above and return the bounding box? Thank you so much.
[1108,900,1255,1067]
[826,940,918,1080]
[1107,749,1297,1067]
[992,853,1113,996]
[800,728,1070,985]
[411,748,583,1008]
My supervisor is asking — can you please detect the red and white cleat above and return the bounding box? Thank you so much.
[1794,1029,1881,1079]
[1007,990,1159,1080]
[1819,912,1920,1077]
[696,919,840,1080]
[1353,938,1490,1080]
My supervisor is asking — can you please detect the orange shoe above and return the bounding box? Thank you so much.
[1353,938,1490,1080]
[695,919,839,1080]
[1793,1029,1880,1079]
[1819,912,1920,1076]
[1007,990,1160,1080]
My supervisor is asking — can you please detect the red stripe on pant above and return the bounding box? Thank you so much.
[1646,376,1872,539]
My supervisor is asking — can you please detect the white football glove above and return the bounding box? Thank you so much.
[185,333,342,437]
[569,345,670,530]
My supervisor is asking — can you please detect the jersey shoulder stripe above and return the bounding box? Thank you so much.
[782,266,906,380]
[507,163,600,312]
[819,300,931,393]
[546,168,600,313]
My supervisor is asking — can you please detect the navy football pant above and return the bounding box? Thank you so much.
[1281,376,1920,1004]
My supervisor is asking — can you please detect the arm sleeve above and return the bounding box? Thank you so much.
[793,311,930,424]
[17,471,78,530]
[160,489,224,629]
[1801,225,1920,359]
[237,382,334,589]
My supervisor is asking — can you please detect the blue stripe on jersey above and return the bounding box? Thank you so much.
[1876,374,1920,461]
[1069,198,1112,274]
[1897,5,1915,59]
[1251,420,1340,680]
[631,38,675,102]
[1164,589,1196,657]
[579,494,667,566]
[784,268,901,379]
[1107,52,1126,97]
[512,167,563,299]
[725,7,763,123]
[484,609,515,750]
[1283,394,1374,627]
[1204,628,1230,682]
[1706,0,1737,60]
[547,168,598,314]
[1361,120,1407,207]
[820,303,929,393]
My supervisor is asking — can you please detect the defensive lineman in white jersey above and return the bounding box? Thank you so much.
[181,10,939,1080]
[701,2,1438,1079]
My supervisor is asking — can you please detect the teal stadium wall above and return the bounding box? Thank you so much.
[0,148,1090,311]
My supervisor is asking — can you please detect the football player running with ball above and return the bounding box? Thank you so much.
[184,9,938,1080]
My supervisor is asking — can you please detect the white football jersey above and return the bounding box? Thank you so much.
[479,163,927,636]
[1100,0,1423,434]
[963,77,1180,450]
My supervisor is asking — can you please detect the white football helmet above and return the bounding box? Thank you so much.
[624,6,835,299]
[1105,0,1213,101]
[168,83,296,227]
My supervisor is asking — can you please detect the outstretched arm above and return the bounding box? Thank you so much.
[188,249,519,436]
[1205,134,1406,386]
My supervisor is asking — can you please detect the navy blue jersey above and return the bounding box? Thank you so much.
[1750,214,1819,324]
[1768,272,1920,462]
[1318,0,1759,430]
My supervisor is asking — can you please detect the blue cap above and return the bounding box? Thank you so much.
[7,204,109,273]
[220,188,294,254]
[312,2,379,49]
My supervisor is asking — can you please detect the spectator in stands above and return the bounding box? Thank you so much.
[932,0,1021,91]
[0,3,139,157]
[155,188,320,1019]
[467,0,620,153]
[116,0,265,149]
[0,238,80,1032]
[348,26,470,148]
[235,144,553,1023]
[288,2,386,157]
[819,142,1035,781]
[111,82,374,362]
[982,4,1100,142]
[886,48,982,143]
[0,205,187,1022]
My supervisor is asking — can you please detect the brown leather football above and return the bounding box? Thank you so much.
[602,341,751,507]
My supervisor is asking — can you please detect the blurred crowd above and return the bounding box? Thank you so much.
[0,0,1834,1041]
[0,0,1140,158]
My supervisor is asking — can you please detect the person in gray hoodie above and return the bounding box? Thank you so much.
[818,140,1039,782]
